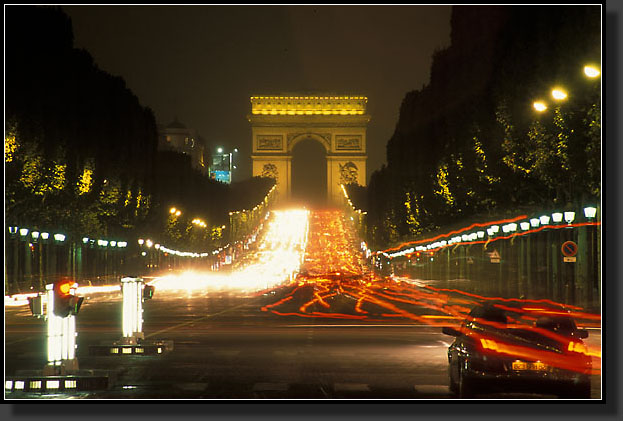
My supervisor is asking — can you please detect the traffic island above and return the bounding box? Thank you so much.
[88,276,174,357]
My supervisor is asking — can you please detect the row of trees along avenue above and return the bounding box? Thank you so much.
[5,6,275,269]
[351,6,600,250]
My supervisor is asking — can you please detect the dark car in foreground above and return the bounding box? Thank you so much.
[442,302,592,398]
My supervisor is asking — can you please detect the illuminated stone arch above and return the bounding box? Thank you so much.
[248,95,369,205]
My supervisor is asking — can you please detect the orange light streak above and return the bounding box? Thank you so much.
[380,215,529,254]
[383,221,601,257]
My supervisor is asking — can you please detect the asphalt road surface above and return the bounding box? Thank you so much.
[4,283,602,400]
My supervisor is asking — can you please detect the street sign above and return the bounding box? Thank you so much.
[488,250,500,263]
[561,241,578,257]
[564,256,577,262]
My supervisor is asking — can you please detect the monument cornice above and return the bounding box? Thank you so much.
[247,114,371,126]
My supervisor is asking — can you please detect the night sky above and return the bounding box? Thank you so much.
[63,5,452,183]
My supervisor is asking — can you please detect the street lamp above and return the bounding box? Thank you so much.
[551,212,564,223]
[564,211,575,224]
[533,101,548,112]
[539,215,551,225]
[217,147,223,154]
[551,88,568,101]
[584,206,597,219]
[583,65,600,78]
[530,218,540,228]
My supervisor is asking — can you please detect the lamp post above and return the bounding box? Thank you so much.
[582,206,599,310]
[8,227,19,294]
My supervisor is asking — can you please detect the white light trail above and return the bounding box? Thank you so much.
[149,209,310,294]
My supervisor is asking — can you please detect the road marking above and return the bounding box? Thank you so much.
[176,382,207,391]
[414,385,450,394]
[334,383,370,392]
[253,382,288,392]
[5,337,34,346]
[280,324,446,328]
[274,350,298,356]
[144,302,252,339]
[213,350,240,356]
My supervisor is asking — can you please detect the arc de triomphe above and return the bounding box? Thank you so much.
[248,95,369,205]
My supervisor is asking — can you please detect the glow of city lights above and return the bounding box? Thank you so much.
[176,210,181,216]
[170,207,177,214]
[149,209,309,294]
[552,212,564,223]
[118,241,127,248]
[533,101,547,112]
[551,88,568,101]
[138,238,144,245]
[584,207,597,219]
[217,147,223,153]
[146,239,153,248]
[98,239,108,247]
[82,237,89,243]
[54,233,66,242]
[110,241,117,247]
[584,65,600,78]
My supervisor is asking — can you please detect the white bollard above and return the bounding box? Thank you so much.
[45,283,78,370]
[121,277,145,340]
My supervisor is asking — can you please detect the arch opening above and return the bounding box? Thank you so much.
[290,137,327,208]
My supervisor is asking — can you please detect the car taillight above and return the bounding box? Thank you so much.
[568,341,588,354]
[480,338,499,351]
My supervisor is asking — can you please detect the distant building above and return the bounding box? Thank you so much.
[158,118,207,175]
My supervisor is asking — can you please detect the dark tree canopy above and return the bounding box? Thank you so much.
[365,5,601,249]
[5,6,275,250]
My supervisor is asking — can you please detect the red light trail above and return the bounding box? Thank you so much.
[259,210,600,375]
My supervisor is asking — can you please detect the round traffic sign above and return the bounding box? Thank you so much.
[561,241,578,257]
